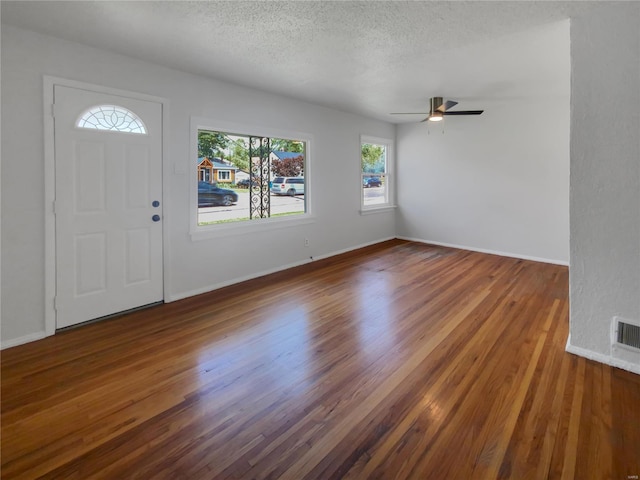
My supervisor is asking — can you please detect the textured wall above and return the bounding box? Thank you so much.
[568,3,640,371]
[0,25,395,346]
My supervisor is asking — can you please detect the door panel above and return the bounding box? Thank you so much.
[74,232,107,296]
[54,86,163,329]
[74,141,106,213]
[125,228,151,285]
[125,145,150,209]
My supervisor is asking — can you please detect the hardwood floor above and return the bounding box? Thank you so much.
[2,239,639,479]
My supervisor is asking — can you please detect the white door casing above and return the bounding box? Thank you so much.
[53,85,163,329]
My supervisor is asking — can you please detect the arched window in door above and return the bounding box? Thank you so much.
[76,105,147,134]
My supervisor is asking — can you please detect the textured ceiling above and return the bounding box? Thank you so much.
[1,1,583,122]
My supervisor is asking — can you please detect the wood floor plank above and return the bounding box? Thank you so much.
[562,355,586,480]
[2,239,639,479]
[349,267,526,479]
[611,368,640,479]
[481,299,558,479]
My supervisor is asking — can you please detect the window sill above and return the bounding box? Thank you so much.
[359,205,397,215]
[191,213,316,241]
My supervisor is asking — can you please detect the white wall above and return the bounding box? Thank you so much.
[567,3,640,373]
[396,21,570,264]
[0,25,395,346]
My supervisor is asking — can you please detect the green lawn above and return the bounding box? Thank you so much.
[198,211,302,226]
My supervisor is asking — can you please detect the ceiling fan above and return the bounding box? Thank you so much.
[392,97,484,122]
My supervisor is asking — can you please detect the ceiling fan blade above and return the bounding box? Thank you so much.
[420,116,431,123]
[436,100,458,113]
[442,110,484,115]
[390,112,429,115]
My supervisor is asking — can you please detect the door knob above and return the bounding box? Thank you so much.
[152,214,161,222]
[152,200,160,207]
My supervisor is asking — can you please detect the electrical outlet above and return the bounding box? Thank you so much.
[304,238,310,247]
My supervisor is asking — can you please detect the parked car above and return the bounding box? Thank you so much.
[270,177,305,196]
[198,181,238,207]
[235,179,251,188]
[363,177,382,188]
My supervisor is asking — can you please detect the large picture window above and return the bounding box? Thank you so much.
[195,127,307,227]
[361,136,393,210]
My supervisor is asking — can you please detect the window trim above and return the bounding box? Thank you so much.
[189,116,314,240]
[360,135,395,214]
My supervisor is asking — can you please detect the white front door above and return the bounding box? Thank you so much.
[53,85,163,329]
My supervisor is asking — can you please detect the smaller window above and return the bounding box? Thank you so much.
[77,105,147,134]
[361,136,393,210]
[218,170,231,181]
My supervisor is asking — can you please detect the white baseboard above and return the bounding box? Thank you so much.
[1,331,47,350]
[397,236,569,266]
[167,257,312,302]
[167,236,396,303]
[565,335,640,375]
[311,236,396,262]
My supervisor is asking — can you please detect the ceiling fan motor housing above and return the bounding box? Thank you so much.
[430,97,444,113]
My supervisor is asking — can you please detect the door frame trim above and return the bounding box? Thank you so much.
[43,76,171,336]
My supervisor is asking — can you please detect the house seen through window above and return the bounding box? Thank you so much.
[197,129,306,226]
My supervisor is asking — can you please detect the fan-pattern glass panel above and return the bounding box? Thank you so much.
[77,105,147,134]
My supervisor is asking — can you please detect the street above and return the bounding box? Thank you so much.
[198,191,305,223]
[363,186,386,205]
[198,186,386,224]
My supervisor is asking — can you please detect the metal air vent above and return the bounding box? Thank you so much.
[615,319,640,350]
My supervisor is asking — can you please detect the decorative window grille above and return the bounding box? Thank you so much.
[77,105,146,134]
